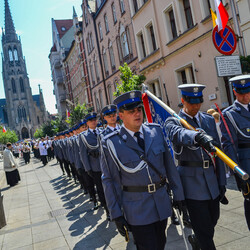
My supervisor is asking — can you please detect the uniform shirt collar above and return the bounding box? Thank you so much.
[107,125,120,131]
[122,124,144,139]
[182,109,200,120]
[235,99,250,111]
[89,128,99,134]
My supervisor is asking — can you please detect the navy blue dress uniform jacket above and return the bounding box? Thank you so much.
[165,111,226,200]
[72,135,85,170]
[100,124,184,226]
[220,101,250,174]
[79,129,101,172]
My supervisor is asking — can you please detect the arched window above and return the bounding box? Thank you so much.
[22,107,27,120]
[11,78,16,93]
[13,48,18,61]
[8,48,13,61]
[109,41,116,70]
[19,78,25,92]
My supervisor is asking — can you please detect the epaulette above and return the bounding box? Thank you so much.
[103,130,119,141]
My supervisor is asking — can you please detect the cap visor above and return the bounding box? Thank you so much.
[121,102,143,110]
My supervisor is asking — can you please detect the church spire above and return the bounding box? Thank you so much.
[4,0,17,41]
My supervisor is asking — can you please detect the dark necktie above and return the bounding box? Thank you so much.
[93,129,97,136]
[248,104,250,112]
[193,117,199,127]
[114,128,117,131]
[134,132,145,151]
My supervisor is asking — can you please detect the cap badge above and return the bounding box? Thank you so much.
[108,105,111,110]
[193,87,199,93]
[241,80,246,84]
[130,92,136,99]
[247,128,250,133]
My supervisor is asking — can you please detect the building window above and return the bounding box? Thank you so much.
[104,14,109,33]
[13,48,18,61]
[112,3,117,23]
[183,0,194,29]
[8,48,13,61]
[99,89,103,108]
[84,8,88,25]
[120,25,130,59]
[103,48,109,77]
[18,106,27,121]
[89,60,95,85]
[97,0,102,9]
[37,116,40,124]
[133,0,139,13]
[146,23,157,53]
[164,6,178,42]
[107,85,113,103]
[89,33,94,50]
[137,32,147,59]
[199,0,213,19]
[98,23,103,41]
[19,77,25,92]
[169,9,177,39]
[109,41,116,70]
[176,65,195,85]
[94,92,100,111]
[94,55,100,82]
[120,0,125,14]
[11,79,16,93]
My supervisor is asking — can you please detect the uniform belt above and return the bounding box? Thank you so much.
[178,160,211,168]
[238,143,250,149]
[122,180,166,193]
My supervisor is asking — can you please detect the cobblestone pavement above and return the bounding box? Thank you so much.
[0,157,249,249]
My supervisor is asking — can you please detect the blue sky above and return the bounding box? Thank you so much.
[0,0,83,114]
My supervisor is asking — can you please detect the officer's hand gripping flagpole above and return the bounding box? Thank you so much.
[142,84,249,181]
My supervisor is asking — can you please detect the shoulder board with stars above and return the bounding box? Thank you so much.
[103,130,119,141]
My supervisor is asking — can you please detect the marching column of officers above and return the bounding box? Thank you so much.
[51,74,250,250]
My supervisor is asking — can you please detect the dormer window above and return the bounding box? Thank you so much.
[61,26,66,31]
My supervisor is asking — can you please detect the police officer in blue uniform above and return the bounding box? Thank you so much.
[165,84,227,250]
[79,112,109,217]
[220,75,250,230]
[101,104,120,137]
[101,91,184,250]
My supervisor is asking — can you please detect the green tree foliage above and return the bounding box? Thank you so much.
[114,63,146,97]
[34,128,44,139]
[0,126,18,144]
[33,116,68,139]
[67,103,93,127]
[51,116,68,134]
[240,56,250,73]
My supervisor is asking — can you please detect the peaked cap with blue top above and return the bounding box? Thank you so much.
[230,75,250,94]
[114,90,143,110]
[179,84,206,104]
[101,104,117,116]
[85,112,97,121]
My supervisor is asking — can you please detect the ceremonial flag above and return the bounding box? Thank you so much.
[210,8,217,28]
[142,93,173,156]
[214,0,229,33]
[2,126,6,133]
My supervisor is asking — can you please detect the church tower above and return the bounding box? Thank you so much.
[1,0,42,138]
